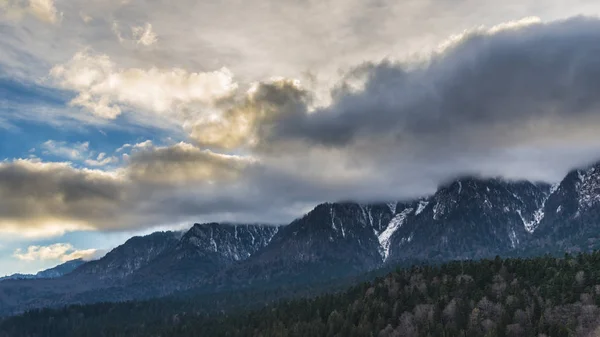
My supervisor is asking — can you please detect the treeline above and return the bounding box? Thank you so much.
[2,252,600,336]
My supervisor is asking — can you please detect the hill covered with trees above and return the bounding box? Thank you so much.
[2,252,600,337]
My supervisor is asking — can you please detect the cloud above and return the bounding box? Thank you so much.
[13,243,97,262]
[252,17,600,176]
[111,21,157,46]
[40,140,118,167]
[79,11,92,24]
[41,140,90,161]
[0,142,260,237]
[126,141,252,185]
[9,15,600,239]
[49,50,237,119]
[188,78,308,149]
[0,0,60,24]
[84,152,118,167]
[0,159,126,237]
[27,0,58,23]
[179,16,600,202]
[436,16,543,52]
[132,23,158,46]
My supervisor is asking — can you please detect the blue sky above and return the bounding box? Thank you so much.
[3,0,600,276]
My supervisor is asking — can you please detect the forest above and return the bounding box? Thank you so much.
[2,252,600,336]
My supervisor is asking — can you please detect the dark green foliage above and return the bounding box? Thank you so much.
[3,252,600,337]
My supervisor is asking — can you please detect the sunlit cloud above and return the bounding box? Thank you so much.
[13,243,97,262]
[41,140,90,161]
[49,50,237,119]
[0,0,60,24]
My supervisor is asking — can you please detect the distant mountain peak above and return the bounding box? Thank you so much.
[0,258,85,282]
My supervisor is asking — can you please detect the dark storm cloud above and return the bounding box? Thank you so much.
[0,160,128,236]
[266,17,600,154]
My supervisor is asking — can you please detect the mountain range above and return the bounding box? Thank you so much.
[2,160,600,316]
[0,259,85,281]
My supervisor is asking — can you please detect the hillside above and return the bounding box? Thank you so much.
[2,252,600,336]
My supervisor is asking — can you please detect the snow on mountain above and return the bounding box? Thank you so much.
[575,166,600,213]
[176,223,280,262]
[415,200,429,215]
[377,207,413,261]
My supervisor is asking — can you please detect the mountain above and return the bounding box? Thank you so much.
[386,178,550,261]
[214,178,553,289]
[0,259,86,281]
[0,224,280,315]
[216,203,392,287]
[129,223,280,289]
[69,231,183,282]
[531,162,600,252]
[36,259,87,278]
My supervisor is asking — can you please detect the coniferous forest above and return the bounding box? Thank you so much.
[2,252,600,337]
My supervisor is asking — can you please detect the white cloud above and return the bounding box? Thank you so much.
[132,23,158,46]
[41,140,90,161]
[115,144,132,153]
[84,152,118,167]
[13,243,97,262]
[49,51,238,119]
[40,140,118,167]
[437,16,542,52]
[0,0,60,24]
[28,0,59,23]
[79,11,92,23]
[111,21,158,46]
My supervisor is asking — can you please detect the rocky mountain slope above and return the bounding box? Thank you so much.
[69,231,184,282]
[129,223,280,288]
[532,162,600,251]
[0,224,281,315]
[386,178,550,261]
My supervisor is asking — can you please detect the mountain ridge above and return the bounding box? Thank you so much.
[3,160,600,315]
[0,259,86,282]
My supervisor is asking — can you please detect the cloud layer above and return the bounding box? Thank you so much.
[6,7,600,239]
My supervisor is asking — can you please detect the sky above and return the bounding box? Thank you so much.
[4,0,600,275]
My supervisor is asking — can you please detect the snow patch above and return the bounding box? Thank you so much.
[575,167,600,212]
[517,181,559,234]
[433,202,443,220]
[386,203,396,214]
[550,182,560,194]
[330,206,337,231]
[508,228,519,249]
[377,208,413,261]
[517,209,544,234]
[415,201,429,215]
[210,227,218,252]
